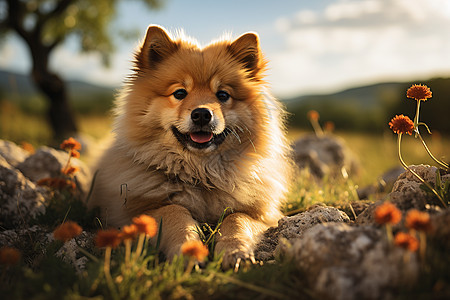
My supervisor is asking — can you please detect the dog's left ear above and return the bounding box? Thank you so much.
[228,32,265,79]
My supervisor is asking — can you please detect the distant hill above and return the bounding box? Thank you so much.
[284,77,450,134]
[0,70,116,114]
[283,82,404,109]
[0,70,115,99]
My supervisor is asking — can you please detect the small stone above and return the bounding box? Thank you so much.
[292,134,359,179]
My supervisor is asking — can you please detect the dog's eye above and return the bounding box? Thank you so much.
[173,89,188,100]
[216,90,230,102]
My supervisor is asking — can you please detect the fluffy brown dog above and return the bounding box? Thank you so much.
[89,25,293,268]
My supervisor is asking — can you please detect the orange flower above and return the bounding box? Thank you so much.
[307,110,319,121]
[60,137,82,151]
[181,240,209,262]
[70,150,81,158]
[95,229,122,248]
[62,166,79,175]
[132,215,157,237]
[394,232,419,252]
[374,202,402,225]
[405,209,432,232]
[37,177,76,190]
[53,221,83,242]
[21,142,35,154]
[406,84,432,101]
[37,177,53,186]
[389,115,414,135]
[0,247,21,266]
[120,224,139,241]
[324,121,335,132]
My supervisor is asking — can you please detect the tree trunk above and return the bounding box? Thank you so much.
[31,68,78,140]
[28,40,78,141]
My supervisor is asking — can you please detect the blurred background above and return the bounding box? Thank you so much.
[0,0,449,185]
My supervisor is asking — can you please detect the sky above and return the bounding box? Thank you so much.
[1,0,450,98]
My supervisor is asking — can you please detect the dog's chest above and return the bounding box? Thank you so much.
[169,183,243,224]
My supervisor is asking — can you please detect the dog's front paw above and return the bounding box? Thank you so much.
[215,240,256,271]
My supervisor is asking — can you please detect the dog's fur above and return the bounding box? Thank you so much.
[89,25,293,268]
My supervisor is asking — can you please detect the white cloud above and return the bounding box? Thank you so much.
[269,0,450,98]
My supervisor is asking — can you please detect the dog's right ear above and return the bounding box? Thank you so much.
[136,25,178,69]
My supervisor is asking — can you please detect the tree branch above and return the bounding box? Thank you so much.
[48,34,65,52]
[38,0,74,28]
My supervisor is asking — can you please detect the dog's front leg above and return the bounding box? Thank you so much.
[214,213,268,270]
[146,204,200,260]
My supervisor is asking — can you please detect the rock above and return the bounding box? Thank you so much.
[255,206,350,260]
[349,201,371,217]
[357,165,449,225]
[283,223,419,300]
[0,225,95,273]
[429,207,450,249]
[389,165,449,210]
[0,225,47,245]
[357,166,404,200]
[17,146,91,194]
[0,140,29,167]
[52,231,95,273]
[0,156,48,228]
[292,134,359,179]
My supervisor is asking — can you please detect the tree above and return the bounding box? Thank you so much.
[0,0,163,140]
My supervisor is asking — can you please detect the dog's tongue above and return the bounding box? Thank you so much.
[190,132,213,144]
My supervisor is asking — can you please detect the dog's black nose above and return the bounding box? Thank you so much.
[191,108,213,126]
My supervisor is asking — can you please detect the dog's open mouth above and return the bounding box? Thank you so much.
[172,127,229,149]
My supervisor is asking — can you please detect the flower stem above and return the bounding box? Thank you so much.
[104,247,119,300]
[62,151,73,174]
[183,257,195,277]
[133,233,146,262]
[385,224,393,244]
[413,100,421,137]
[397,134,446,207]
[419,231,427,261]
[417,131,449,170]
[124,240,131,268]
[311,119,323,136]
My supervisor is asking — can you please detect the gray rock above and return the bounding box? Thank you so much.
[429,207,450,249]
[0,156,48,227]
[357,166,404,200]
[0,139,29,167]
[293,134,359,179]
[0,225,46,247]
[17,146,91,194]
[255,206,350,260]
[283,223,419,300]
[0,225,95,272]
[357,165,449,224]
[52,231,95,273]
[389,164,449,210]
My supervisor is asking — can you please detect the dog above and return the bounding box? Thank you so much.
[89,25,293,269]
